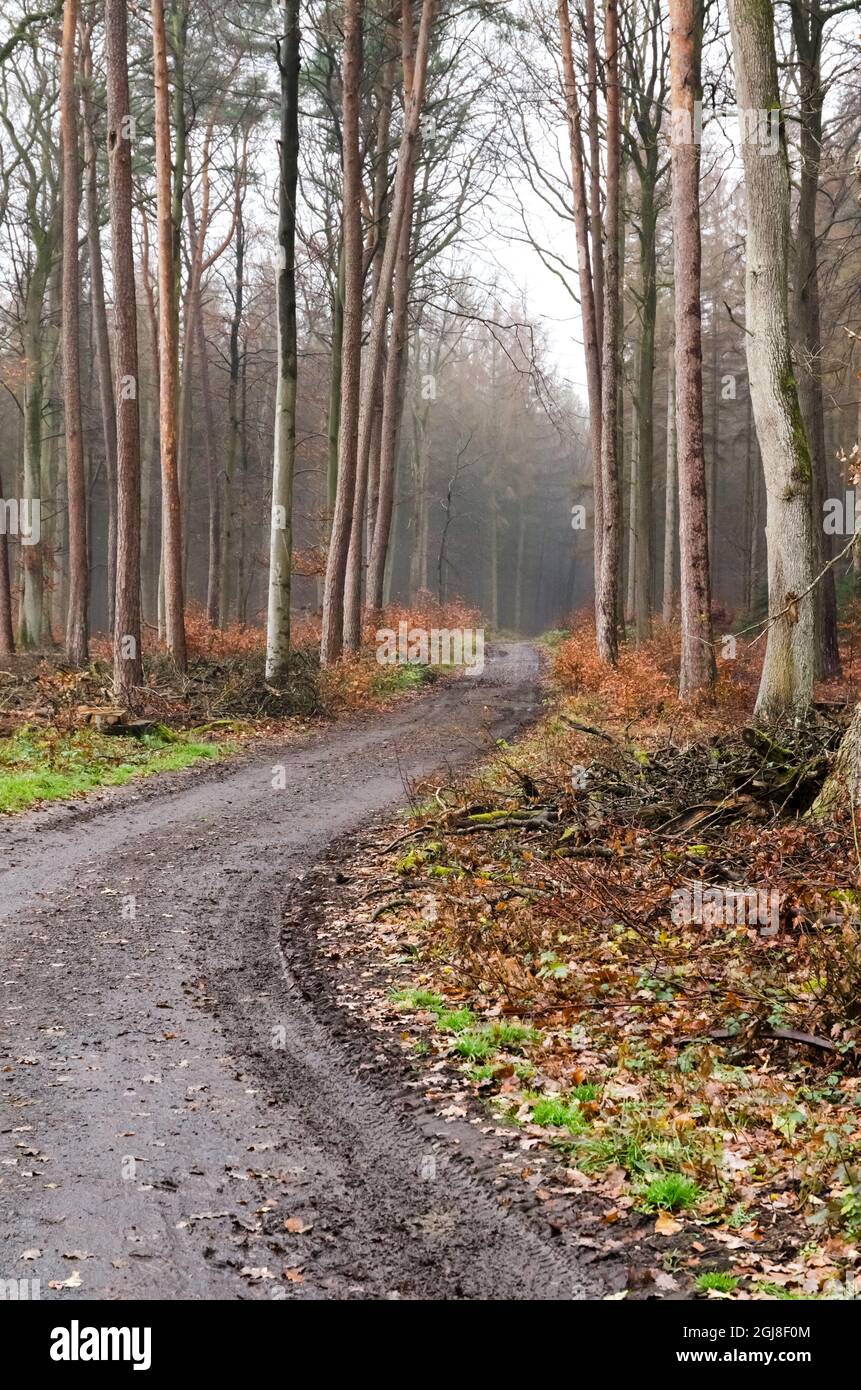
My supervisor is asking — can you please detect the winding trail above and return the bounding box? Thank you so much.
[0,644,600,1300]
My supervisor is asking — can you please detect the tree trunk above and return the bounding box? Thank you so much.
[584,0,605,360]
[367,174,413,612]
[558,0,603,600]
[790,0,839,680]
[728,0,816,721]
[221,193,245,626]
[662,345,677,623]
[742,383,753,609]
[669,0,715,696]
[19,263,49,648]
[326,241,344,526]
[105,0,143,698]
[61,0,89,665]
[80,18,118,632]
[634,174,657,642]
[343,0,436,651]
[194,288,221,627]
[265,0,301,681]
[151,0,187,669]
[626,385,638,623]
[596,0,621,664]
[0,451,14,653]
[320,0,364,664]
[812,701,861,816]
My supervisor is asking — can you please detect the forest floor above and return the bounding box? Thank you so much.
[0,600,475,814]
[3,620,861,1301]
[1,642,607,1299]
[313,620,861,1301]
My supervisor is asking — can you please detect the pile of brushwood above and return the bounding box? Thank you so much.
[339,700,861,1298]
[0,648,324,734]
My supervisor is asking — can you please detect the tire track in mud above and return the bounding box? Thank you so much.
[0,644,603,1299]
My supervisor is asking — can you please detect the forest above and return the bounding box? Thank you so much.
[1,0,861,1326]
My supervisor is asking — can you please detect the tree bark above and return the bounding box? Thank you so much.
[80,17,118,632]
[558,0,603,600]
[151,0,187,669]
[790,0,839,679]
[669,0,715,696]
[320,0,364,664]
[0,451,14,653]
[19,251,51,647]
[342,0,436,651]
[105,0,143,698]
[265,0,301,681]
[596,0,621,664]
[634,173,657,642]
[728,0,816,720]
[326,243,344,527]
[367,171,413,612]
[61,0,89,665]
[662,344,677,623]
[220,178,245,626]
[584,0,605,360]
[812,700,861,816]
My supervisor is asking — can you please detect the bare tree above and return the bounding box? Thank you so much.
[265,0,301,681]
[728,0,816,719]
[596,0,621,664]
[0,452,14,653]
[662,344,677,624]
[80,15,118,630]
[60,0,88,665]
[105,0,143,699]
[343,0,436,650]
[320,0,364,664]
[366,170,413,612]
[669,0,714,696]
[558,0,603,600]
[152,0,187,670]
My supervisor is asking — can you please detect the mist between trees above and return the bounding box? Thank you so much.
[0,0,858,728]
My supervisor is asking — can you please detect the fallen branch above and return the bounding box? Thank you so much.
[677,1026,838,1052]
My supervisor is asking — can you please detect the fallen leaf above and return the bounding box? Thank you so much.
[283,1217,313,1235]
[655,1212,683,1236]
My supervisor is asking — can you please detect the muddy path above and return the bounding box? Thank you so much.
[0,644,603,1300]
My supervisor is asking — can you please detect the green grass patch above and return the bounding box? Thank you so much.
[389,987,447,1013]
[695,1271,739,1294]
[531,1095,589,1134]
[370,661,438,699]
[639,1173,701,1213]
[0,726,227,814]
[436,1008,476,1033]
[453,1030,498,1060]
[464,1062,497,1081]
[570,1083,598,1103]
[486,1021,539,1049]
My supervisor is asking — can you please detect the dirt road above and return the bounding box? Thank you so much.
[0,644,599,1300]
